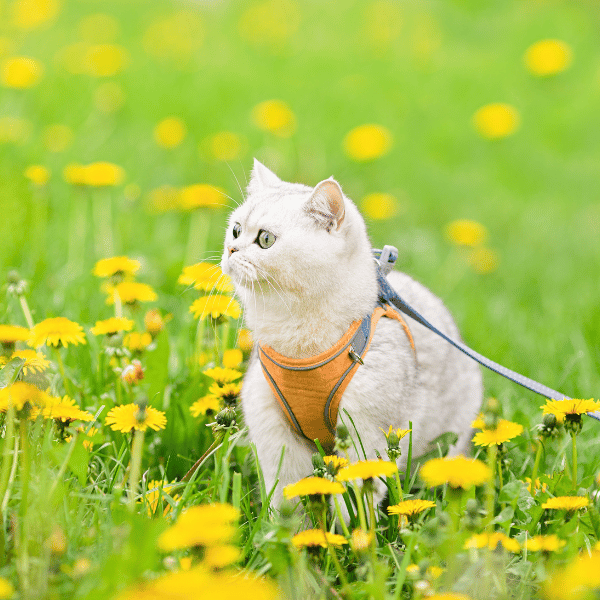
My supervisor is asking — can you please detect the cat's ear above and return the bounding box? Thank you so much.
[305,178,345,232]
[247,159,282,193]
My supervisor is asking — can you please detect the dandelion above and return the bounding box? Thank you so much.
[203,366,243,385]
[1,56,43,88]
[154,116,186,148]
[105,403,166,433]
[24,165,50,186]
[239,0,301,49]
[444,219,487,247]
[10,349,50,375]
[251,100,297,137]
[468,247,500,274]
[121,360,144,384]
[464,531,520,553]
[123,332,152,352]
[11,0,60,30]
[237,329,253,353]
[541,496,589,512]
[144,480,180,516]
[30,317,87,348]
[525,39,572,76]
[0,381,47,412]
[208,382,241,406]
[543,549,600,600]
[178,263,233,292]
[209,131,244,161]
[93,256,141,278]
[222,349,243,368]
[343,124,393,161]
[473,419,523,447]
[36,396,94,423]
[542,398,600,423]
[420,455,491,489]
[142,10,204,61]
[323,455,349,472]
[361,193,400,220]
[179,184,226,210]
[525,534,566,552]
[337,459,398,481]
[83,44,129,77]
[106,282,157,305]
[83,162,125,186]
[190,295,241,321]
[190,395,221,417]
[0,324,31,345]
[0,577,14,598]
[62,163,87,185]
[144,309,165,336]
[525,477,548,495]
[283,476,345,499]
[91,317,135,336]
[291,529,348,549]
[350,528,373,552]
[204,544,241,568]
[157,503,239,551]
[473,103,520,139]
[387,499,436,517]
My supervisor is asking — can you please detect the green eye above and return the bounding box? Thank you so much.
[232,223,242,239]
[257,229,276,249]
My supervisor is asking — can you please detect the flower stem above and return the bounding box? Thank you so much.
[571,432,578,492]
[194,317,206,368]
[354,482,368,532]
[530,439,543,492]
[394,470,404,502]
[54,348,74,398]
[185,209,210,267]
[0,406,16,510]
[485,444,497,531]
[333,496,351,538]
[18,296,35,330]
[320,507,350,593]
[128,428,145,511]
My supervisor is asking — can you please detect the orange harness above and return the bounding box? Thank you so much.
[258,304,416,452]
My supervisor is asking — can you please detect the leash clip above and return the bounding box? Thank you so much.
[373,245,398,276]
[348,345,364,365]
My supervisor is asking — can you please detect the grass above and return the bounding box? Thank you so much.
[1,0,600,598]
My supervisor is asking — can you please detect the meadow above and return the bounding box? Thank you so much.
[1,0,600,598]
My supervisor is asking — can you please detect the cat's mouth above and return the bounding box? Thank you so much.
[223,255,263,289]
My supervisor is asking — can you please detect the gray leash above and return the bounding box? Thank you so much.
[373,246,600,422]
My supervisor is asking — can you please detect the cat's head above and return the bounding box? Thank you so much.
[221,160,374,304]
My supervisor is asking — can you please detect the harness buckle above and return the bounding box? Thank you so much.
[348,345,364,365]
[373,245,398,276]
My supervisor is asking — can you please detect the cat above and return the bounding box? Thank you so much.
[221,159,483,507]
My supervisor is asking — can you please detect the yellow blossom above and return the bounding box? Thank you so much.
[105,403,166,433]
[30,317,86,348]
[154,116,186,148]
[0,577,14,598]
[158,503,239,551]
[35,395,94,423]
[93,256,141,278]
[464,532,520,553]
[360,193,400,220]
[445,219,487,247]
[91,317,134,336]
[1,56,43,88]
[237,329,253,353]
[380,425,411,441]
[473,103,520,139]
[142,10,204,62]
[543,549,600,600]
[542,398,600,420]
[239,0,301,50]
[223,349,243,368]
[387,499,436,517]
[24,165,50,185]
[350,528,373,552]
[190,295,241,321]
[542,496,589,512]
[106,282,157,305]
[144,480,180,517]
[209,131,244,161]
[420,455,491,489]
[10,350,50,375]
[179,184,226,210]
[525,477,548,495]
[62,163,87,185]
[178,263,233,292]
[291,529,347,549]
[468,247,500,274]
[283,477,345,498]
[251,99,297,137]
[337,459,398,481]
[208,382,241,405]
[323,455,349,471]
[525,534,566,552]
[84,44,129,77]
[83,161,125,186]
[0,382,47,412]
[525,39,572,76]
[190,395,221,417]
[203,366,243,384]
[204,544,241,568]
[0,324,31,344]
[473,419,523,447]
[11,0,60,30]
[144,309,165,336]
[343,124,393,161]
[124,332,152,352]
[43,123,73,152]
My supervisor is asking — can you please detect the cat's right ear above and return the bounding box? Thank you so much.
[247,159,282,194]
[305,179,345,232]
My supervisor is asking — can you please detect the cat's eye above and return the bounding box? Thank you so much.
[232,223,242,239]
[257,229,276,249]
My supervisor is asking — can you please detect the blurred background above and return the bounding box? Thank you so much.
[1,0,599,418]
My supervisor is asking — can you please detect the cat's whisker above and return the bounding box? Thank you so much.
[254,266,293,319]
[224,161,245,206]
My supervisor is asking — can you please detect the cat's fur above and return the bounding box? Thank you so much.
[221,159,483,506]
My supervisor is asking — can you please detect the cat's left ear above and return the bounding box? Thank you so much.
[247,158,282,194]
[305,178,345,232]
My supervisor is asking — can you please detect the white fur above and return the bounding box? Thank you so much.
[221,160,483,506]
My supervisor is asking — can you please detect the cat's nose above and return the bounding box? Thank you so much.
[228,246,238,256]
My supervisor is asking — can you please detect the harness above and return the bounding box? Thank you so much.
[258,303,416,451]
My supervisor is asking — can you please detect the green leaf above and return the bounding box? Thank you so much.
[0,357,25,388]
[491,505,514,525]
[144,330,170,407]
[499,480,523,504]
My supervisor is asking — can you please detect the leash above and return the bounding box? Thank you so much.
[373,246,600,422]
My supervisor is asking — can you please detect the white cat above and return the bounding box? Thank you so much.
[221,159,482,506]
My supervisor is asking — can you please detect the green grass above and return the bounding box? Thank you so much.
[1,0,600,598]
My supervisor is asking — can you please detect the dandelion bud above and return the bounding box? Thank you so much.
[465,498,479,517]
[134,399,148,424]
[351,528,373,553]
[334,423,351,451]
[543,413,557,428]
[122,359,144,384]
[6,270,20,285]
[215,406,236,428]
[312,452,325,471]
[144,309,164,337]
[45,527,67,555]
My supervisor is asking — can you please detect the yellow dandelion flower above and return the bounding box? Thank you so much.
[123,332,152,352]
[11,0,60,30]
[157,503,239,551]
[144,480,180,517]
[208,382,241,405]
[83,161,125,186]
[444,219,488,247]
[10,349,50,375]
[525,477,548,495]
[251,99,296,137]
[142,10,204,62]
[93,256,141,278]
[106,282,157,305]
[543,550,600,600]
[473,419,523,447]
[283,477,345,499]
[542,496,589,511]
[343,124,393,161]
[239,0,301,50]
[190,395,221,418]
[468,247,500,274]
[105,403,166,433]
[0,577,14,598]
[91,317,135,336]
[203,366,243,384]
[35,395,94,423]
[83,44,129,77]
[178,262,233,292]
[350,528,373,552]
[337,459,398,481]
[24,165,50,185]
[406,564,444,580]
[324,455,349,471]
[428,593,473,600]
[542,398,600,420]
[0,324,31,344]
[387,499,436,517]
[473,103,520,140]
[30,317,86,348]
[464,532,520,553]
[291,529,348,549]
[380,425,411,441]
[179,184,226,210]
[361,193,399,221]
[204,544,241,568]
[62,163,87,185]
[420,455,491,489]
[154,116,186,149]
[525,534,566,552]
[525,39,572,77]
[0,382,47,412]
[209,131,244,161]
[1,56,43,88]
[222,349,243,368]
[190,295,241,321]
